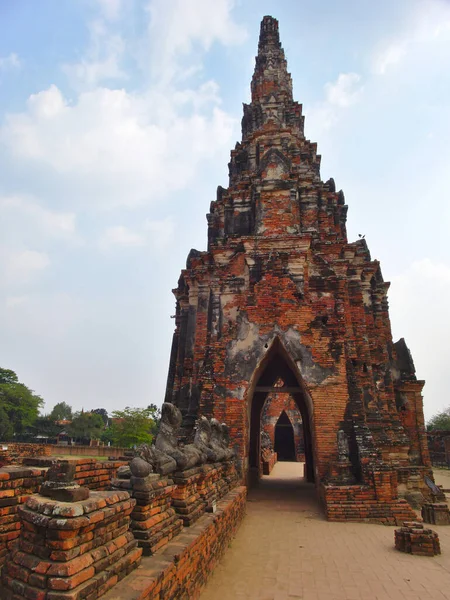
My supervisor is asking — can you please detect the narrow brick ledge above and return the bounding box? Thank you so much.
[101,486,247,600]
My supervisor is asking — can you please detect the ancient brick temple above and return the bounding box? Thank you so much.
[164,16,431,519]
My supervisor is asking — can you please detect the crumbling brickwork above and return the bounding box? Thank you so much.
[0,467,45,570]
[164,16,431,521]
[0,444,51,467]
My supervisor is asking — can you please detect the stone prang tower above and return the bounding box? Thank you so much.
[164,16,431,521]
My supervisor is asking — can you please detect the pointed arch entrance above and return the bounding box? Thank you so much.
[274,411,296,461]
[248,338,315,483]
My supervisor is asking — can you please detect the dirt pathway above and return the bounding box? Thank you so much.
[200,462,450,600]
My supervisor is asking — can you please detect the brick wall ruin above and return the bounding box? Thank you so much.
[0,459,126,570]
[0,443,51,467]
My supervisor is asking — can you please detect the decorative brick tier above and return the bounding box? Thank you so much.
[101,486,247,600]
[196,465,220,510]
[171,468,205,527]
[322,483,419,525]
[112,475,183,556]
[395,522,441,556]
[0,490,141,600]
[422,502,450,525]
[223,460,239,490]
[23,458,127,491]
[212,464,228,501]
[0,466,46,569]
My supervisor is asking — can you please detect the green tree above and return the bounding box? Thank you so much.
[103,407,156,447]
[0,367,43,436]
[0,405,13,441]
[50,401,73,422]
[427,408,450,431]
[67,411,104,443]
[29,416,65,439]
[92,408,109,426]
[147,403,161,436]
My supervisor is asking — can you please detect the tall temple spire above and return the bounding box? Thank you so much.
[166,16,430,525]
[251,16,293,104]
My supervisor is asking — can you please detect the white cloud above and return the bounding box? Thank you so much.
[373,43,407,75]
[96,0,122,21]
[63,20,126,89]
[0,248,50,285]
[99,218,174,251]
[0,53,21,71]
[306,72,364,134]
[373,0,450,74]
[143,217,174,249]
[1,84,236,208]
[5,295,28,308]
[146,0,247,84]
[389,259,450,420]
[324,73,363,108]
[0,194,77,240]
[99,225,146,250]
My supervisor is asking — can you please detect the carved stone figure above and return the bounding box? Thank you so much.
[193,416,216,462]
[210,418,228,462]
[155,402,203,471]
[220,423,235,461]
[337,429,350,463]
[130,456,153,478]
[137,443,177,476]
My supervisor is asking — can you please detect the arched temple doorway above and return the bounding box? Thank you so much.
[248,339,315,483]
[274,411,296,461]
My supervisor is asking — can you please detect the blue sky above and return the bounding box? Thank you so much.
[0,0,449,420]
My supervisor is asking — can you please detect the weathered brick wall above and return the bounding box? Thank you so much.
[0,443,51,466]
[0,466,45,569]
[322,469,418,525]
[102,486,247,600]
[50,444,131,458]
[261,391,305,461]
[23,457,127,490]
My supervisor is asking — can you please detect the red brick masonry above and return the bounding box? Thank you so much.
[0,490,141,600]
[101,486,247,600]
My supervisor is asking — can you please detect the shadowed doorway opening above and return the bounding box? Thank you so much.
[274,411,296,461]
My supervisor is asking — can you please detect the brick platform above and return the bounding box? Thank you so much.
[395,521,441,557]
[0,490,141,599]
[322,482,418,525]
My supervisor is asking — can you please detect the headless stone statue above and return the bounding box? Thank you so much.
[155,403,203,471]
[209,418,227,462]
[337,429,350,463]
[193,416,217,462]
[137,443,177,476]
[220,423,235,461]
